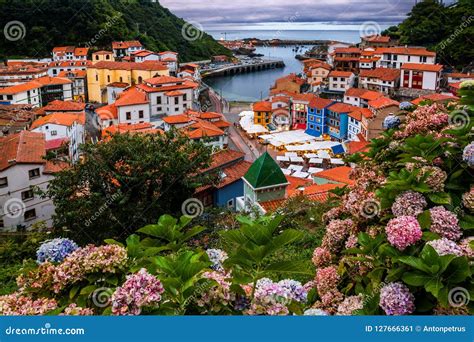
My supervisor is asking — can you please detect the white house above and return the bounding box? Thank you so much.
[376,47,436,69]
[0,82,42,107]
[328,71,355,92]
[401,63,443,91]
[343,88,383,108]
[136,76,198,119]
[132,50,161,63]
[47,60,91,77]
[112,41,144,58]
[30,112,86,163]
[359,68,401,95]
[52,47,89,62]
[0,131,65,231]
[114,87,151,125]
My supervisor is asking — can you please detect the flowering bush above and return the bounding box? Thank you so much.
[36,238,78,264]
[429,206,462,241]
[111,268,164,315]
[206,248,228,272]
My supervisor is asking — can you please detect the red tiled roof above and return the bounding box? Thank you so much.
[369,97,400,109]
[185,120,225,139]
[45,137,69,150]
[216,160,252,189]
[58,70,87,78]
[308,97,333,109]
[359,68,401,81]
[401,63,443,72]
[347,140,370,154]
[36,76,72,86]
[162,114,193,124]
[31,112,85,129]
[96,104,118,121]
[43,160,69,174]
[411,93,459,105]
[165,90,185,96]
[447,73,474,79]
[334,47,361,54]
[43,100,85,112]
[328,102,357,113]
[275,73,305,85]
[112,41,143,49]
[0,131,46,171]
[345,88,384,100]
[313,166,354,185]
[328,70,354,78]
[0,81,42,94]
[253,101,272,112]
[362,35,390,43]
[102,123,161,137]
[376,47,436,57]
[114,87,148,107]
[202,149,245,172]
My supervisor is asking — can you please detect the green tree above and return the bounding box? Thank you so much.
[46,130,216,244]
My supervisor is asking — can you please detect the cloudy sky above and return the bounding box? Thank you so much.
[160,0,428,27]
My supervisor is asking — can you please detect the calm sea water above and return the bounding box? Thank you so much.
[205,29,362,102]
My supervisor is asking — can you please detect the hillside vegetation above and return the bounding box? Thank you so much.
[0,0,231,62]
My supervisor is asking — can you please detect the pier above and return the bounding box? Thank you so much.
[201,59,285,78]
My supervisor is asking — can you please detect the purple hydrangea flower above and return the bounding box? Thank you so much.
[379,282,415,315]
[426,238,463,256]
[206,248,228,272]
[385,216,422,250]
[399,102,413,110]
[429,206,462,241]
[463,142,474,168]
[391,191,427,217]
[36,238,79,264]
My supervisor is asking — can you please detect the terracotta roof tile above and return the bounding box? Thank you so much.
[30,112,85,129]
[313,166,354,185]
[43,100,85,112]
[401,63,443,72]
[96,104,118,121]
[411,93,459,105]
[328,102,357,113]
[368,97,400,109]
[114,87,148,107]
[328,70,354,78]
[359,68,401,81]
[0,131,46,171]
[253,101,272,112]
[92,61,167,71]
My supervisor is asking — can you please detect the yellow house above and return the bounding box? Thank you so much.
[87,61,169,103]
[253,101,272,128]
[91,51,115,63]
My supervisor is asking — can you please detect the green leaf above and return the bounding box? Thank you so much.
[417,210,431,229]
[402,272,433,286]
[69,285,80,299]
[79,284,97,296]
[427,192,451,205]
[425,278,444,298]
[398,256,432,273]
[264,260,313,275]
[104,239,124,247]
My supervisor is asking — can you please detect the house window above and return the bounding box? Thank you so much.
[21,189,34,201]
[51,130,57,136]
[156,97,162,104]
[0,219,3,228]
[0,177,8,188]
[28,168,40,179]
[24,208,36,221]
[107,75,111,83]
[309,124,314,129]
[138,110,144,119]
[175,107,179,112]
[174,97,179,105]
[126,112,131,120]
[227,199,234,208]
[183,94,187,101]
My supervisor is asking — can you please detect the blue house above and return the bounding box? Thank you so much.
[195,149,251,210]
[326,102,357,141]
[305,97,334,137]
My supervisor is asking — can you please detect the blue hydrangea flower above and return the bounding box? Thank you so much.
[463,142,474,168]
[303,308,329,315]
[278,279,307,302]
[206,248,228,272]
[383,115,401,129]
[399,102,413,110]
[36,238,79,264]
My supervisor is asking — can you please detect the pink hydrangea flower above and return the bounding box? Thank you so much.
[112,268,164,315]
[459,237,474,258]
[429,206,462,241]
[385,216,422,250]
[312,247,332,267]
[60,303,94,316]
[336,294,364,315]
[379,282,415,315]
[0,293,57,315]
[196,271,235,313]
[315,266,339,296]
[322,219,354,252]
